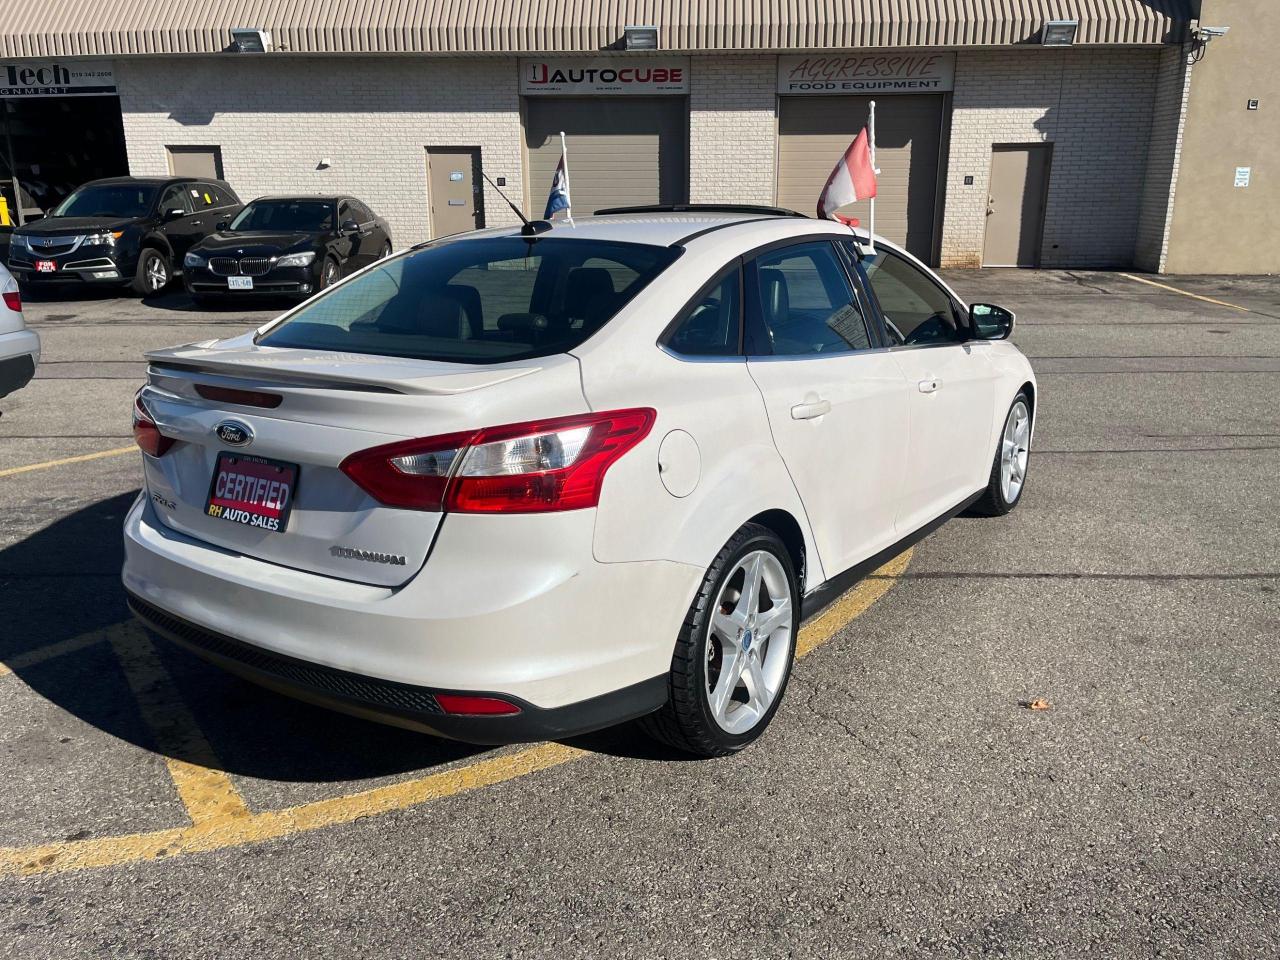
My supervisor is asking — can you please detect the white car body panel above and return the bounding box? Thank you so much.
[0,264,40,398]
[121,211,1037,737]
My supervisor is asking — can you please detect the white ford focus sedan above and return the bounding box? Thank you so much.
[123,206,1035,757]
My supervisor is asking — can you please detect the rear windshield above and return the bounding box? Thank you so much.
[231,199,335,233]
[257,236,680,363]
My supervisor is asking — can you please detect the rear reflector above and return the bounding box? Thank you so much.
[133,390,175,458]
[339,408,656,514]
[195,383,283,408]
[434,694,521,716]
[2,290,20,313]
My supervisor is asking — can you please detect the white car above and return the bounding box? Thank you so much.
[0,262,39,399]
[122,206,1035,757]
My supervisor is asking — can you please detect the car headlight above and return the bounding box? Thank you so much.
[276,251,316,268]
[184,251,207,268]
[83,230,123,247]
[11,234,29,251]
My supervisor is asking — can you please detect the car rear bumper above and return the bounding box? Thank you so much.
[121,493,699,740]
[0,329,39,397]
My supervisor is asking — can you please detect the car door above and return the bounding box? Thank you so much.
[156,182,205,263]
[744,239,911,578]
[854,245,998,533]
[336,199,371,273]
[349,200,385,267]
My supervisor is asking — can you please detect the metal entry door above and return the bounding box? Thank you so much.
[983,145,1052,267]
[426,146,484,237]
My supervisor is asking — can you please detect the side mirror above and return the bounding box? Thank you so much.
[215,220,229,231]
[164,208,186,222]
[969,303,1016,340]
[340,219,360,235]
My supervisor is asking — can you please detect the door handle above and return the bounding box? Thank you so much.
[790,398,832,420]
[918,378,941,394]
[189,220,202,226]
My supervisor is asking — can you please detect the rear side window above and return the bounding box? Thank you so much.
[348,200,375,222]
[665,267,741,357]
[258,236,679,364]
[861,251,964,346]
[747,241,871,356]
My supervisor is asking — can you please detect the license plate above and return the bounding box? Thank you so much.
[205,452,298,533]
[36,260,56,273]
[227,276,253,290]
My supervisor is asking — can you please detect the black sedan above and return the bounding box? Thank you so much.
[183,196,392,301]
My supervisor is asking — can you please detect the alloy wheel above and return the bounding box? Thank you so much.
[1000,399,1030,503]
[146,255,168,292]
[705,550,794,735]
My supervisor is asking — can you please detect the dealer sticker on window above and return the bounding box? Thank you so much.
[205,452,298,533]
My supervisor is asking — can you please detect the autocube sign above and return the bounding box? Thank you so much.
[0,60,116,97]
[778,53,955,94]
[520,57,689,95]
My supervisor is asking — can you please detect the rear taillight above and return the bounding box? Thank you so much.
[132,390,175,458]
[339,408,655,514]
[2,290,19,313]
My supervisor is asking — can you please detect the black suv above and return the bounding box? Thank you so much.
[8,177,242,296]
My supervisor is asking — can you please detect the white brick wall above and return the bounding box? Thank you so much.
[1135,45,1192,273]
[689,56,776,205]
[940,48,1163,268]
[114,56,524,247]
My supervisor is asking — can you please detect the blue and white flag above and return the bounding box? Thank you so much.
[543,135,572,220]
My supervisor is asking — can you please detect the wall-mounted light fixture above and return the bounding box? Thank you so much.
[623,25,659,51]
[1040,20,1079,46]
[228,28,273,53]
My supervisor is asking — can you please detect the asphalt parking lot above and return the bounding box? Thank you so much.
[2,272,1278,958]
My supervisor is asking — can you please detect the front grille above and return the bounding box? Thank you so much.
[239,256,273,277]
[209,257,239,276]
[27,236,81,257]
[127,594,444,716]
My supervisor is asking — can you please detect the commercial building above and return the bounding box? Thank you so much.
[3,1,1265,273]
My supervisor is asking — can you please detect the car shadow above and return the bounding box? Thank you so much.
[140,289,298,314]
[1,492,675,785]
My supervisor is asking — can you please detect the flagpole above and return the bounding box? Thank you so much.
[868,100,877,256]
[559,131,573,225]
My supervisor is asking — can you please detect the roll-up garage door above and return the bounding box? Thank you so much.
[524,97,687,215]
[777,95,945,262]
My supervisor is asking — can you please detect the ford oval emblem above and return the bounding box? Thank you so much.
[215,420,253,446]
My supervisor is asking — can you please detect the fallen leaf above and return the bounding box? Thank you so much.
[1026,698,1051,711]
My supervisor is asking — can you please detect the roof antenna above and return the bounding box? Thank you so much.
[480,170,529,225]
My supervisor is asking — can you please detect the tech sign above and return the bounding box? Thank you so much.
[520,57,689,95]
[0,59,116,97]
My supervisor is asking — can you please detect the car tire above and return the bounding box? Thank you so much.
[640,523,799,758]
[132,248,171,296]
[319,256,340,290]
[970,391,1033,517]
[379,242,392,260]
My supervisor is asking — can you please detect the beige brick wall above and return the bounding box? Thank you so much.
[689,55,776,205]
[940,48,1163,269]
[114,55,525,247]
[1135,46,1192,273]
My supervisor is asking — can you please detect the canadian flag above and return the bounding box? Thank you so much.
[817,128,877,225]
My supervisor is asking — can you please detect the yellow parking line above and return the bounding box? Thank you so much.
[0,548,914,876]
[109,624,251,825]
[1119,273,1250,312]
[0,445,135,480]
[796,548,913,658]
[0,627,110,678]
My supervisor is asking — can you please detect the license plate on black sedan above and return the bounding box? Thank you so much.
[205,452,298,533]
[227,276,253,290]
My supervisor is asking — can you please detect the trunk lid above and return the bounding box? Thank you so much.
[139,335,587,587]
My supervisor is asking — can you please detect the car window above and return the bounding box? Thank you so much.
[338,200,352,223]
[159,185,191,216]
[199,183,231,208]
[748,241,871,356]
[349,200,374,223]
[230,200,335,232]
[52,183,158,218]
[862,250,964,346]
[258,236,680,364]
[666,267,741,357]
